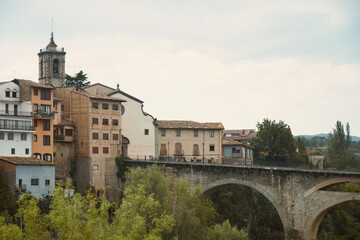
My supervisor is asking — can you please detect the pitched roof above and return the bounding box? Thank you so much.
[14,79,54,89]
[158,120,224,129]
[222,129,256,136]
[222,137,254,148]
[107,89,144,103]
[0,156,55,166]
[71,90,126,102]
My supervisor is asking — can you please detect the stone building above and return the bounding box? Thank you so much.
[157,120,224,163]
[0,81,33,157]
[83,83,158,160]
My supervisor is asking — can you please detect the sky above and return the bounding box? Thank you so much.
[0,0,359,136]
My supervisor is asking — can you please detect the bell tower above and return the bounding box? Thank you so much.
[38,32,66,87]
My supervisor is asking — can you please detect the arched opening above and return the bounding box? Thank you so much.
[304,178,360,198]
[53,59,59,73]
[307,183,360,239]
[203,181,285,239]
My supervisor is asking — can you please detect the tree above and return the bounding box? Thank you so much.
[251,118,296,164]
[296,136,307,154]
[326,121,359,171]
[65,70,90,87]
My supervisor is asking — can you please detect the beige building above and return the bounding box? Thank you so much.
[54,87,125,196]
[157,120,224,163]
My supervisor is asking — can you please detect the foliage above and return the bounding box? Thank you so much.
[207,220,248,240]
[325,121,359,171]
[210,185,284,240]
[0,216,21,240]
[0,168,11,213]
[65,70,90,87]
[318,183,360,239]
[251,118,296,163]
[115,156,129,182]
[296,136,306,154]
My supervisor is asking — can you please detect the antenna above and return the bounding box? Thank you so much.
[52,17,54,32]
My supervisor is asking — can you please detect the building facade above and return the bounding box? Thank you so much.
[222,129,256,143]
[0,81,34,157]
[157,120,224,163]
[222,137,254,165]
[83,83,158,160]
[0,156,55,199]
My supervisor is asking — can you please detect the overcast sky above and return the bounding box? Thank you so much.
[1,0,359,136]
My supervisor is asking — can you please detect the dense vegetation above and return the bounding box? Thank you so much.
[0,165,248,240]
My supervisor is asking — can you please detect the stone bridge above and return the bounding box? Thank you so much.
[125,160,360,240]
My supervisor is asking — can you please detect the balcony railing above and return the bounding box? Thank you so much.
[34,112,55,119]
[0,110,32,117]
[0,125,34,131]
[40,47,65,52]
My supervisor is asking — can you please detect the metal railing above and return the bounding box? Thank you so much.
[34,112,55,119]
[0,125,34,131]
[40,47,64,52]
[0,110,32,117]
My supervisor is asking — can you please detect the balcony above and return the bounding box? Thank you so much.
[34,112,55,119]
[0,110,32,117]
[0,125,34,131]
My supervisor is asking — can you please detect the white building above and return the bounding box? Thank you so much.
[0,81,33,157]
[83,83,158,160]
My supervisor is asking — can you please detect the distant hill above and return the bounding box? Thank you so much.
[296,134,360,142]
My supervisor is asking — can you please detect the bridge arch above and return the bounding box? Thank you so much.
[306,197,360,240]
[202,177,285,232]
[304,177,360,198]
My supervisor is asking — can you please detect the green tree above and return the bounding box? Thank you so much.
[65,70,90,87]
[251,118,296,165]
[326,121,359,171]
[0,216,21,240]
[207,220,248,240]
[296,136,307,154]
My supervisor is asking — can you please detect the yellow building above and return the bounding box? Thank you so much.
[157,120,224,163]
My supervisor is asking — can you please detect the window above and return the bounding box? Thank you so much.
[93,165,98,170]
[19,179,22,188]
[103,147,109,154]
[34,104,38,113]
[102,103,109,109]
[0,133,4,140]
[160,144,167,156]
[92,102,98,109]
[232,147,236,153]
[41,60,43,76]
[8,133,14,140]
[33,153,41,159]
[144,129,149,135]
[34,119,38,127]
[44,154,52,162]
[34,88,38,96]
[92,118,98,124]
[5,104,8,114]
[53,59,59,73]
[12,91,17,98]
[102,119,109,125]
[161,129,166,136]
[210,130,215,137]
[193,144,200,156]
[43,135,51,146]
[5,89,10,97]
[43,120,50,131]
[31,178,39,186]
[21,133,27,141]
[113,134,119,140]
[112,119,118,126]
[176,129,181,137]
[112,104,118,110]
[41,89,51,100]
[92,147,99,154]
[92,133,99,139]
[33,134,37,142]
[40,105,51,114]
[45,180,50,186]
[11,148,15,154]
[209,145,215,151]
[194,130,198,137]
[103,133,109,140]
[65,129,73,136]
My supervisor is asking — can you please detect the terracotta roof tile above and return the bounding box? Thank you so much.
[15,79,54,89]
[158,120,224,129]
[222,137,255,148]
[0,156,55,166]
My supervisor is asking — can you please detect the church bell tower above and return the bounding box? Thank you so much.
[38,32,66,87]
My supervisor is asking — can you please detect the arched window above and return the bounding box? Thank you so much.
[12,89,17,98]
[5,88,10,98]
[44,154,52,162]
[53,59,59,73]
[40,60,43,76]
[33,153,41,159]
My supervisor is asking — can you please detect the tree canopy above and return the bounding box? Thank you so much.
[251,118,296,162]
[65,70,90,87]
